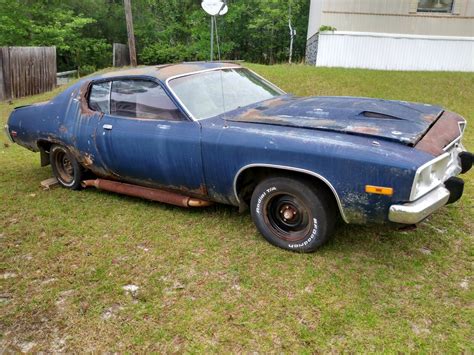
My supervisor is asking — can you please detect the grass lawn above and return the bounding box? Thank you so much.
[1,64,473,352]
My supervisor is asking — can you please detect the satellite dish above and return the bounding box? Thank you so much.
[218,5,228,15]
[201,0,228,16]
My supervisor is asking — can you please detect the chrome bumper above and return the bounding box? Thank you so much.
[388,186,450,224]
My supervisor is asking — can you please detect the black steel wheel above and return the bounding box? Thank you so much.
[50,144,84,190]
[250,176,336,252]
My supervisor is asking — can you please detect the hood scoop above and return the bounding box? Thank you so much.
[227,96,443,145]
[359,111,404,120]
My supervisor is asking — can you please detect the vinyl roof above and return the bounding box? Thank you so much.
[98,61,242,81]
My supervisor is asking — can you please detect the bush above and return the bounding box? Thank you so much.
[78,65,97,76]
[140,43,209,65]
[319,25,337,32]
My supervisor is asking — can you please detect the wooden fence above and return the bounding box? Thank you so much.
[0,46,57,101]
[113,43,130,67]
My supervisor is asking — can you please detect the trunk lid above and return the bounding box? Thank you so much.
[227,96,443,145]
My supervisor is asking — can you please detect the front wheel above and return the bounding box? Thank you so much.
[50,144,84,190]
[250,176,336,252]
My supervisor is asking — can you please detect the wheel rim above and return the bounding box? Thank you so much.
[264,193,312,242]
[54,150,74,185]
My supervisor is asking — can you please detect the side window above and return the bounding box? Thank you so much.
[89,81,111,114]
[110,79,184,121]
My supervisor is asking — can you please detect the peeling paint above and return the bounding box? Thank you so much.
[415,111,466,156]
[227,96,443,145]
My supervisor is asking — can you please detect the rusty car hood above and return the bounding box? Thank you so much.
[226,96,443,145]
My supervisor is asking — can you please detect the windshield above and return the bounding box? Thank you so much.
[168,68,284,120]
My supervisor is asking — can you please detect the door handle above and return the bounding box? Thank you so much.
[103,124,113,130]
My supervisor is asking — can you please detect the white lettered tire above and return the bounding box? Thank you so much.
[250,176,336,252]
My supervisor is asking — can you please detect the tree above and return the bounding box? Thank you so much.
[0,0,310,70]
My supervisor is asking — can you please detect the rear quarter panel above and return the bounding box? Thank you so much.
[7,82,84,152]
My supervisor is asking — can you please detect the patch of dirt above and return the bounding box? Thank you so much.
[418,247,432,255]
[101,304,124,321]
[0,272,17,279]
[55,289,75,314]
[410,319,432,336]
[123,284,139,298]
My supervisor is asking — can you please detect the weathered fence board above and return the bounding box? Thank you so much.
[0,50,5,101]
[0,47,11,101]
[113,43,130,67]
[0,46,56,100]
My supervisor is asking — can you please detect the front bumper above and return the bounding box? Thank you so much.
[388,186,450,224]
[391,141,472,225]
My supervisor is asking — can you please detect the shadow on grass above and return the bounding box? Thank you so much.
[80,185,423,257]
[6,164,431,262]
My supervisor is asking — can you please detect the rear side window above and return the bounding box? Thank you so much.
[89,81,111,114]
[110,80,184,120]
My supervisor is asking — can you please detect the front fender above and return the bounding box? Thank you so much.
[202,119,435,224]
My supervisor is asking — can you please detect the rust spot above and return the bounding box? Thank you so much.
[100,66,156,78]
[188,183,208,196]
[91,63,242,82]
[422,113,438,123]
[157,64,206,79]
[83,154,94,167]
[162,183,208,198]
[79,81,96,116]
[82,179,212,208]
[415,111,465,156]
[59,125,67,133]
[157,62,240,80]
[239,108,265,120]
[256,96,287,108]
[350,126,380,135]
[232,108,340,130]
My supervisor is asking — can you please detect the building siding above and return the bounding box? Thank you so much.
[308,0,474,38]
[320,12,474,37]
[316,31,474,71]
[306,0,474,70]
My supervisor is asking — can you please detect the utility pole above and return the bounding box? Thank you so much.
[124,0,137,66]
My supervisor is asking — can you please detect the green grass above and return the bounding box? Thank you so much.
[1,64,473,352]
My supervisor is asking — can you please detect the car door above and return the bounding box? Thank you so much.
[93,78,205,194]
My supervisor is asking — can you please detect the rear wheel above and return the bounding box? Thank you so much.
[50,144,84,190]
[250,176,336,252]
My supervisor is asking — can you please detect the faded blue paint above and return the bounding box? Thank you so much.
[228,95,442,145]
[7,62,452,224]
[200,114,434,222]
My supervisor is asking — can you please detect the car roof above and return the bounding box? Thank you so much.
[96,61,243,81]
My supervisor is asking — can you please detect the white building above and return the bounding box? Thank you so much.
[306,0,474,71]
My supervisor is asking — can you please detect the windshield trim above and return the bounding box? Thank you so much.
[165,67,286,122]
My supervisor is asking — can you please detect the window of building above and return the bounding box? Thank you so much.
[110,80,185,121]
[417,0,454,13]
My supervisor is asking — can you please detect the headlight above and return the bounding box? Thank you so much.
[410,153,450,201]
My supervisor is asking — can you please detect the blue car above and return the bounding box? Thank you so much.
[5,62,472,252]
